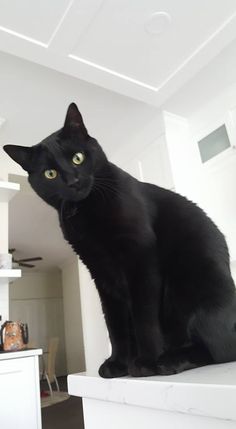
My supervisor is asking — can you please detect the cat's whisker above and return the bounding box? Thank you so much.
[94,179,123,200]
[94,184,118,202]
[95,178,121,192]
[94,182,118,205]
[93,184,109,205]
[95,182,121,193]
[95,176,118,183]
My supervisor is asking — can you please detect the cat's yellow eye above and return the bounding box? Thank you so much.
[44,169,57,179]
[72,152,85,165]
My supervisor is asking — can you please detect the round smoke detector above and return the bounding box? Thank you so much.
[145,11,172,35]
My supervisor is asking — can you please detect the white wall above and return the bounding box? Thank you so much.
[111,109,164,169]
[10,269,63,300]
[61,257,85,374]
[0,50,160,177]
[9,269,67,375]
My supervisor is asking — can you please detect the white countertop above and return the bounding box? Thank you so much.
[0,348,42,361]
[68,362,236,422]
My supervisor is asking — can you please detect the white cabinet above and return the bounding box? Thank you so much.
[0,269,21,284]
[0,349,42,429]
[0,181,20,202]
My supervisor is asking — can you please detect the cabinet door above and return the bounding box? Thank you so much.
[123,137,174,189]
[137,138,174,189]
[123,158,142,180]
[0,356,41,429]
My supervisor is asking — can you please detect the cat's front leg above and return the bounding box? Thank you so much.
[128,305,164,377]
[97,285,131,378]
[126,244,164,377]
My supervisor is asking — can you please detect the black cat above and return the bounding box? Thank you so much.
[4,103,236,378]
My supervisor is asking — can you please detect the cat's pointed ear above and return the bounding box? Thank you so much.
[3,144,32,171]
[63,103,88,136]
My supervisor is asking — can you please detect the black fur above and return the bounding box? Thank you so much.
[4,103,236,378]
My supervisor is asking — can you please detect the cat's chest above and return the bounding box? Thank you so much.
[60,204,142,252]
[61,206,123,243]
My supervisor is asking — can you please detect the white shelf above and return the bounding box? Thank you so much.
[0,269,21,284]
[0,348,42,361]
[0,181,20,202]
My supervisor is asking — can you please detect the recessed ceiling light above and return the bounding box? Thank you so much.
[145,12,172,35]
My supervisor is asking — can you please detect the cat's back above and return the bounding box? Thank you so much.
[140,182,229,267]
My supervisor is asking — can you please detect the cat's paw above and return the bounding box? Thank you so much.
[129,357,158,377]
[155,363,178,375]
[98,358,128,378]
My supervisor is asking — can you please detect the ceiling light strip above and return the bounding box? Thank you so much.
[0,25,47,47]
[69,54,158,91]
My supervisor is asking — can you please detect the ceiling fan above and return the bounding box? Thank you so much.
[9,249,43,268]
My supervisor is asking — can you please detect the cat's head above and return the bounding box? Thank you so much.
[3,103,108,207]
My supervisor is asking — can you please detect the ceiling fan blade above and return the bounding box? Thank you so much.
[18,262,35,268]
[17,257,43,262]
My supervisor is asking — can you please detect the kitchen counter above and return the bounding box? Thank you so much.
[68,362,236,429]
[0,347,42,359]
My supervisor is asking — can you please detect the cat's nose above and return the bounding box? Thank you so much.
[67,177,79,187]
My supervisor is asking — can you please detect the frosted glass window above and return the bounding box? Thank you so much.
[198,125,230,163]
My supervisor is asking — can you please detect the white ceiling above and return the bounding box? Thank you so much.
[0,0,69,43]
[0,0,236,106]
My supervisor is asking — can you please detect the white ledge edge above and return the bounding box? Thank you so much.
[68,362,236,422]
